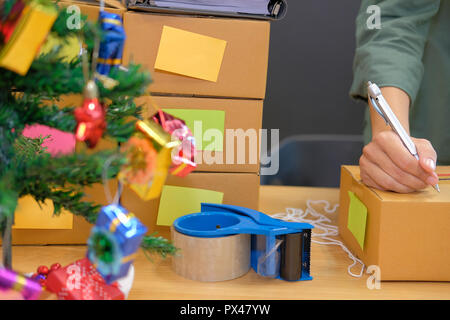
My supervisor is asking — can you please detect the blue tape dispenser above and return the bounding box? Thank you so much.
[173,203,314,281]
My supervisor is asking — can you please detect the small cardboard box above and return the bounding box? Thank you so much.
[122,11,270,99]
[140,95,263,173]
[6,172,259,244]
[339,165,450,281]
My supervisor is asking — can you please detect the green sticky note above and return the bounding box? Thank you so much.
[162,108,225,152]
[157,185,224,226]
[347,191,368,250]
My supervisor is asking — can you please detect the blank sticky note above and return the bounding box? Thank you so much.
[157,185,224,226]
[154,26,227,82]
[162,109,225,152]
[347,191,368,250]
[13,196,73,230]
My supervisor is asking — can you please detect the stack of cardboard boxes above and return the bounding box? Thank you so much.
[8,0,270,243]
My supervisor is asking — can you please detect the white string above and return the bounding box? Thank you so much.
[270,200,365,278]
[102,154,122,205]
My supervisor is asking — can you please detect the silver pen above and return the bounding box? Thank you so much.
[367,81,440,192]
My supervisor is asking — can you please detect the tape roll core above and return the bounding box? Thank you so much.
[171,227,251,282]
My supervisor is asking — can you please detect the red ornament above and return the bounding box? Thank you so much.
[37,265,49,275]
[46,258,124,300]
[74,80,106,148]
[50,263,61,271]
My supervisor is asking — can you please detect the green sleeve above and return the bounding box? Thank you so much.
[350,0,440,104]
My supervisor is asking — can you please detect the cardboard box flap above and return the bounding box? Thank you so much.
[344,165,450,203]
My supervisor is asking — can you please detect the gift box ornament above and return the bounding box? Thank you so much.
[87,204,147,284]
[152,110,197,177]
[0,0,58,75]
[46,257,124,300]
[119,120,180,200]
[96,11,125,76]
[0,266,42,300]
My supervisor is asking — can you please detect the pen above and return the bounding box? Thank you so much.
[367,81,440,192]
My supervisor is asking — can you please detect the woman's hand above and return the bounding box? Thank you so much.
[359,130,439,193]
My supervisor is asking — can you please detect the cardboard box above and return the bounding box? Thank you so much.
[122,11,270,99]
[139,95,263,173]
[338,165,450,281]
[6,172,259,244]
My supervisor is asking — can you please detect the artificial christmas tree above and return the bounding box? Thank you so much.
[0,0,176,273]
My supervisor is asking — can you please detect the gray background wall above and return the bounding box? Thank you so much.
[263,0,367,140]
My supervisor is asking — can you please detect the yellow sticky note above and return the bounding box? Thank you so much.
[154,26,227,82]
[157,185,224,226]
[347,191,368,250]
[13,196,73,230]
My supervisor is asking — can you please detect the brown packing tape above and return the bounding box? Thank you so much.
[171,227,250,282]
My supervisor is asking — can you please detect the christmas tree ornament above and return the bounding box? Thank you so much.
[0,266,42,300]
[45,257,124,300]
[74,79,106,148]
[0,0,57,75]
[96,11,125,76]
[120,136,158,186]
[153,110,197,177]
[87,204,147,284]
[31,262,62,288]
[119,120,180,200]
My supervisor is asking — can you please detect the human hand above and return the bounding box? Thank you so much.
[359,131,439,193]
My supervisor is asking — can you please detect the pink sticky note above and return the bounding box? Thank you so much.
[22,124,75,156]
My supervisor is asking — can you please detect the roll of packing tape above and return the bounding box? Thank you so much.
[171,227,251,282]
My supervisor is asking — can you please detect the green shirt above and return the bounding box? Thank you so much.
[350,0,450,164]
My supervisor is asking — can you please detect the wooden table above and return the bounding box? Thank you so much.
[5,186,450,300]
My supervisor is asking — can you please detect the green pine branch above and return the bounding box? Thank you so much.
[141,234,178,259]
[0,0,174,259]
[16,150,126,189]
[48,189,101,224]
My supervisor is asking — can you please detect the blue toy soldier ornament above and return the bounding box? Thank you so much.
[96,11,125,76]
